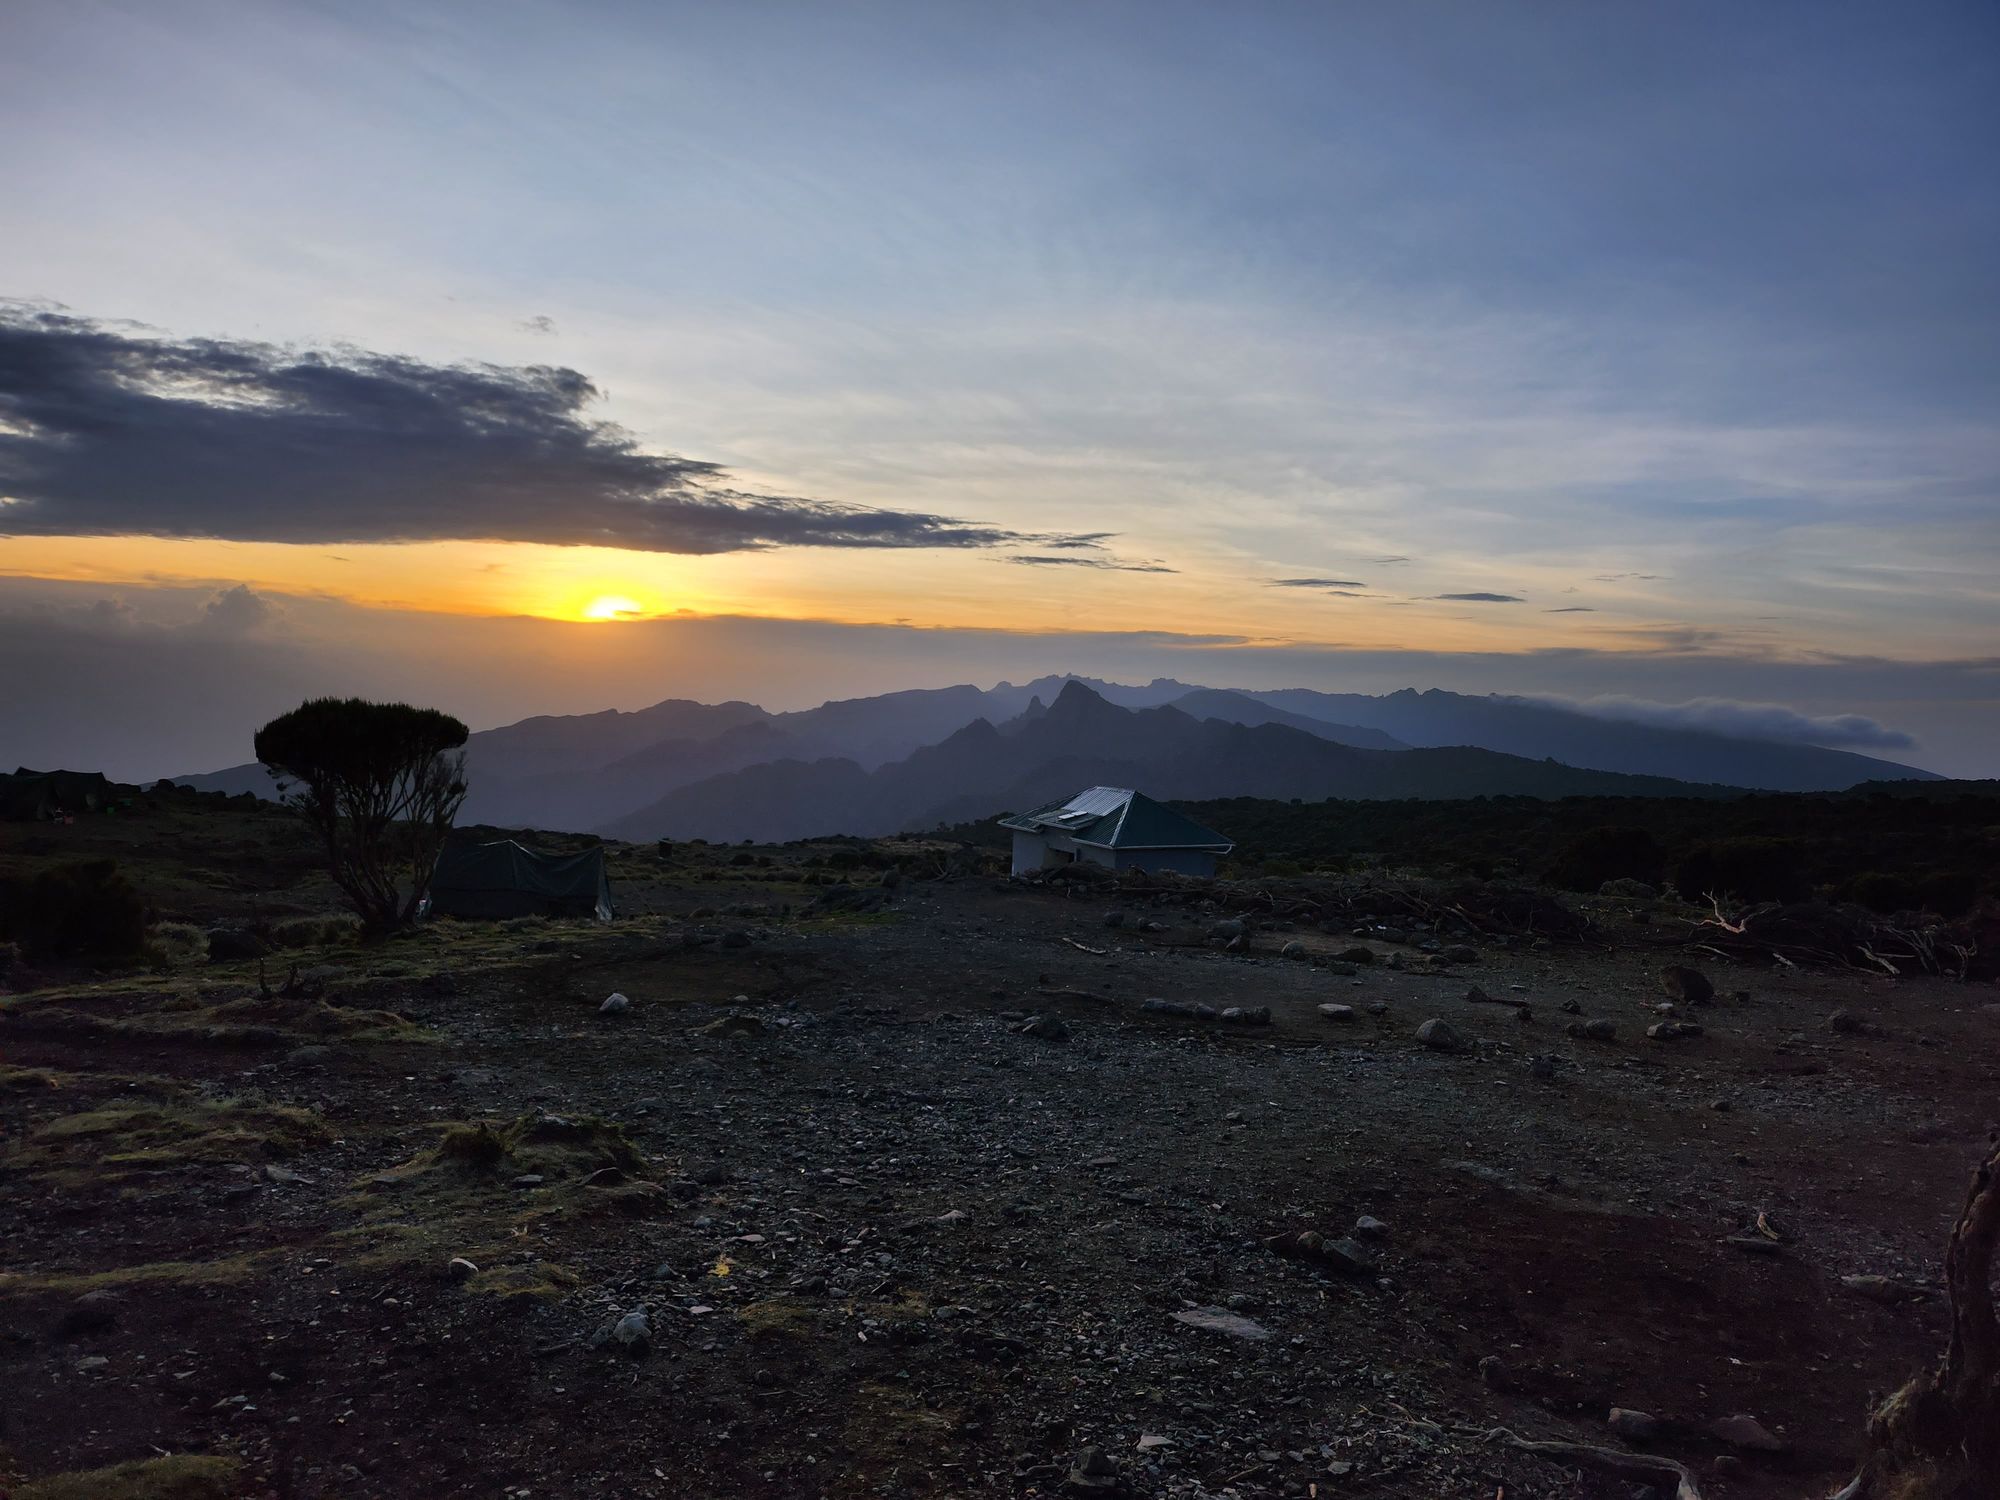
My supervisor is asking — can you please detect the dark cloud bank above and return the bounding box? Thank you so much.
[0,304,1095,555]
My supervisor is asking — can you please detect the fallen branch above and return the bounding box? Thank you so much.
[1483,1428,1701,1500]
[1463,986,1530,1012]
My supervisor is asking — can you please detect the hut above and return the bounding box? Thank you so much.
[998,786,1233,878]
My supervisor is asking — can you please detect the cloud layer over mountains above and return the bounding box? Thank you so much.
[1511,693,1916,750]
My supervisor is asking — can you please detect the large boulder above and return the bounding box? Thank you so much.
[1659,965,1714,1005]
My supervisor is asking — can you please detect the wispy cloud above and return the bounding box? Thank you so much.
[1270,577,1365,589]
[1010,555,1176,574]
[1545,605,1596,613]
[1433,592,1525,603]
[0,304,1103,557]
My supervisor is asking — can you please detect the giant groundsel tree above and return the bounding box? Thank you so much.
[254,697,469,936]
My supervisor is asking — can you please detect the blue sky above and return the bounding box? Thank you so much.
[2,0,1997,773]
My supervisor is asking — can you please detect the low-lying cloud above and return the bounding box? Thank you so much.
[1435,592,1524,603]
[1512,692,1916,750]
[1270,577,1366,589]
[0,303,1097,556]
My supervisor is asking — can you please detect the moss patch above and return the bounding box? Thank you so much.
[383,1113,644,1184]
[12,1096,330,1180]
[738,1296,820,1340]
[15,1454,243,1500]
[0,1251,274,1295]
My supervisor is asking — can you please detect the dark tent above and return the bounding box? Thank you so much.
[2,768,119,821]
[425,839,612,921]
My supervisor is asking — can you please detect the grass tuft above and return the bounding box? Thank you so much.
[14,1454,244,1500]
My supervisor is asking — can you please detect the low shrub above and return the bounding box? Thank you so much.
[0,860,148,959]
[1675,838,1809,905]
[1545,825,1666,892]
[147,921,210,965]
[270,913,362,949]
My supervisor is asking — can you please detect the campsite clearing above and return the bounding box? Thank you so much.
[0,802,1990,1499]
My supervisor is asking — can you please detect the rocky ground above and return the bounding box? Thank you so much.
[3,840,1996,1500]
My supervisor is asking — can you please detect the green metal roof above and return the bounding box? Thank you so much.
[998,786,1232,851]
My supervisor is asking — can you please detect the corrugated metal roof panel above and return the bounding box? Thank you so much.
[997,786,1232,853]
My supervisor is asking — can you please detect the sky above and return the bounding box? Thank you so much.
[2,0,1997,778]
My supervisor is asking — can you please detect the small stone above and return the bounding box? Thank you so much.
[1208,918,1247,940]
[1102,911,1126,929]
[719,930,751,949]
[1711,1098,1732,1112]
[446,1256,478,1281]
[1416,1018,1469,1053]
[75,1355,109,1372]
[1135,1434,1172,1452]
[1842,1274,1914,1305]
[1067,1446,1121,1491]
[1529,1055,1558,1081]
[264,1164,304,1184]
[1608,1408,1659,1443]
[1281,940,1306,958]
[1443,944,1478,964]
[1319,1237,1377,1275]
[1828,1009,1866,1034]
[607,1307,651,1354]
[1336,946,1375,964]
[1477,1354,1512,1391]
[1352,1215,1389,1240]
[1567,1018,1616,1041]
[1322,961,1358,976]
[1317,1003,1356,1023]
[1171,1306,1272,1340]
[1647,1020,1703,1041]
[1708,1413,1787,1453]
[599,992,630,1015]
[1015,1014,1070,1042]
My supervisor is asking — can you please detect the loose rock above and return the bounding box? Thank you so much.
[1660,965,1715,1005]
[1416,1018,1470,1053]
[1607,1408,1660,1443]
[1708,1413,1787,1452]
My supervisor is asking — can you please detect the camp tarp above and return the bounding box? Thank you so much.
[1,769,119,821]
[426,839,612,921]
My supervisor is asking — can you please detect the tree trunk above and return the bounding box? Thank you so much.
[1846,1145,2000,1499]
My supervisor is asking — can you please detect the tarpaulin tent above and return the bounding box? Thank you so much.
[1,769,119,821]
[425,838,612,921]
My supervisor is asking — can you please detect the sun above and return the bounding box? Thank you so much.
[580,594,646,621]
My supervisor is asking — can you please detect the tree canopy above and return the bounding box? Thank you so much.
[255,697,469,935]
